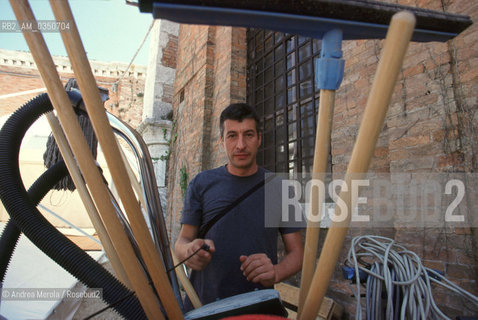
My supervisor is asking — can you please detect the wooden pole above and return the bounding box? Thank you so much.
[170,246,203,309]
[299,11,415,320]
[297,89,335,314]
[9,1,165,318]
[48,1,183,319]
[45,112,132,290]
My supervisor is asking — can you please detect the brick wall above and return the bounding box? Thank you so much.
[166,24,214,239]
[0,49,146,129]
[166,0,477,317]
[0,64,46,116]
[166,25,247,241]
[207,26,247,169]
[327,0,478,316]
[161,32,178,108]
[108,76,146,128]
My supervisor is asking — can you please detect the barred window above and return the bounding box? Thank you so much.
[247,29,325,175]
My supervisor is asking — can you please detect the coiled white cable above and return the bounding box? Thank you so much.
[345,235,478,319]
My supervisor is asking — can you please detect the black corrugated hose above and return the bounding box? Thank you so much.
[0,222,20,284]
[0,93,146,319]
[0,160,68,283]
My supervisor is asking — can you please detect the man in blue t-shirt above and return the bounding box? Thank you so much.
[175,103,303,311]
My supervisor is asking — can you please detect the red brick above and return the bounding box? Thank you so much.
[437,151,465,170]
[446,264,476,280]
[390,134,431,149]
[454,227,472,235]
[456,250,475,265]
[403,63,424,77]
[423,260,445,273]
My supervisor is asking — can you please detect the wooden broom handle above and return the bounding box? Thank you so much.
[299,11,416,320]
[9,1,165,318]
[118,136,206,310]
[117,134,207,310]
[297,89,335,314]
[48,1,183,319]
[170,246,203,309]
[45,112,132,289]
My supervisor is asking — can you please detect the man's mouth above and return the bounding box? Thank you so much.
[234,153,249,159]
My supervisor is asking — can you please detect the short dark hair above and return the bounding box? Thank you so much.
[220,103,261,138]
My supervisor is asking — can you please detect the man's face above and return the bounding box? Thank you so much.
[221,118,261,175]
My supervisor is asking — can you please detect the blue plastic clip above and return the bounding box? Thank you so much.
[342,265,368,283]
[315,29,345,90]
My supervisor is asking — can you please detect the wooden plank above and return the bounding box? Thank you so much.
[66,235,102,251]
[275,283,342,320]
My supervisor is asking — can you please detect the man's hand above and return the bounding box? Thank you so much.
[239,254,277,287]
[184,239,215,271]
[175,224,215,271]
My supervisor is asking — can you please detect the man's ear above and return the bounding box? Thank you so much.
[220,135,225,148]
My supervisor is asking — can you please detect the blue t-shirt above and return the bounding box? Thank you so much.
[180,165,299,311]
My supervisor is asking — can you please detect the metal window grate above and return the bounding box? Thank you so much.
[247,28,323,175]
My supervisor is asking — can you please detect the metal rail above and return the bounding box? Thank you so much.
[107,112,183,309]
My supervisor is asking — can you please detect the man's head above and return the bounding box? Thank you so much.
[219,103,262,176]
[220,103,261,138]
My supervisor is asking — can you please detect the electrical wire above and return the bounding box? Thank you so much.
[166,243,210,273]
[82,291,136,320]
[83,244,210,319]
[345,235,478,319]
[115,20,154,85]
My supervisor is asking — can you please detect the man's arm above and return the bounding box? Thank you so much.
[275,230,304,281]
[174,224,215,271]
[240,230,303,287]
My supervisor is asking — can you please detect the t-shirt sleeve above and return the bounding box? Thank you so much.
[265,174,305,235]
[180,176,202,226]
[279,225,303,234]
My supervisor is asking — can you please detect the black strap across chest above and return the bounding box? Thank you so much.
[197,174,274,239]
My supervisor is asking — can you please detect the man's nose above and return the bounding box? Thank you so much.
[236,135,246,149]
